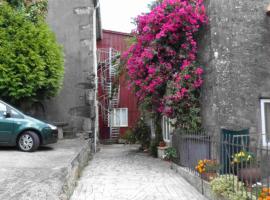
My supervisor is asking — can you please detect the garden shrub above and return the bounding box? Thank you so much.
[164,147,177,161]
[210,175,252,200]
[149,140,158,157]
[133,118,151,149]
[121,129,137,144]
[0,3,64,104]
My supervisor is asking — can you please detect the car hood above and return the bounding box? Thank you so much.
[24,115,49,127]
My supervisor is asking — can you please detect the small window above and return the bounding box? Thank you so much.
[110,108,128,127]
[162,116,173,142]
[261,99,270,145]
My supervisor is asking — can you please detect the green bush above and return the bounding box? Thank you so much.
[121,129,136,144]
[210,175,252,200]
[0,3,64,103]
[149,140,158,157]
[133,118,151,149]
[164,147,177,161]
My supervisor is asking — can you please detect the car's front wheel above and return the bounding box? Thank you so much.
[17,131,40,152]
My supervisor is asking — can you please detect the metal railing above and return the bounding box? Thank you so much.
[172,130,270,199]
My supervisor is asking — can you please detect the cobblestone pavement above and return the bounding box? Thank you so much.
[71,144,207,200]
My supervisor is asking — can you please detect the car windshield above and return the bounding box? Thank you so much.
[0,101,24,118]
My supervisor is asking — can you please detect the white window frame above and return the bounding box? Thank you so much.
[162,116,173,142]
[110,108,128,127]
[260,99,270,146]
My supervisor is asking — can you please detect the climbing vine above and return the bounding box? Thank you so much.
[123,0,207,130]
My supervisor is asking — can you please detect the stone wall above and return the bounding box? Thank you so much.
[199,0,270,139]
[42,0,100,134]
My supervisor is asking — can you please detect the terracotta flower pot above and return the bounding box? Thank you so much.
[159,141,166,147]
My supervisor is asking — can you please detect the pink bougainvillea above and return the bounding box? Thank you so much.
[123,0,208,129]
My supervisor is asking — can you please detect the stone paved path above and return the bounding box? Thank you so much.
[70,144,207,200]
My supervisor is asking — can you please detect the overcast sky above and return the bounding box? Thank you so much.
[99,0,153,33]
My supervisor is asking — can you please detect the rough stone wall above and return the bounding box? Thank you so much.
[199,0,270,139]
[44,0,98,133]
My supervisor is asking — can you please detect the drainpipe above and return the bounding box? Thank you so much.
[92,1,100,153]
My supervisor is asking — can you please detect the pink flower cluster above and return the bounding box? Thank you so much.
[123,0,208,118]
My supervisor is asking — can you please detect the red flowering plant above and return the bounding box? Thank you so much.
[123,0,208,130]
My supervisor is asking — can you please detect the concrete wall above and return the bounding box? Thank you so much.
[199,0,270,140]
[44,0,98,133]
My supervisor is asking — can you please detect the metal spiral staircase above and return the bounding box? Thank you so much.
[98,48,121,140]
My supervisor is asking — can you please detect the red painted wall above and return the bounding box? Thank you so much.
[98,30,131,51]
[97,30,140,139]
[118,74,140,136]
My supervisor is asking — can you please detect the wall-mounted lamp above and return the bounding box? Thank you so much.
[266,3,270,16]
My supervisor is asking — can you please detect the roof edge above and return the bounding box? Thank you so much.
[103,29,132,37]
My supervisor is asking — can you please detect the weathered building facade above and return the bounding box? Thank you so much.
[200,0,270,144]
[43,0,102,139]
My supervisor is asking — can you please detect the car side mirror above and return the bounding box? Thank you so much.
[3,111,11,118]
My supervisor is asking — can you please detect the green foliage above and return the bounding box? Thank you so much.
[6,0,47,22]
[231,151,255,165]
[148,0,163,10]
[164,147,177,161]
[133,118,151,149]
[125,36,136,48]
[110,54,122,99]
[24,0,48,22]
[166,76,202,131]
[154,114,163,142]
[210,175,252,200]
[133,114,163,157]
[0,3,64,103]
[149,140,158,157]
[121,129,136,144]
[5,0,24,9]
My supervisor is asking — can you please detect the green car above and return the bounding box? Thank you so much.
[0,100,58,152]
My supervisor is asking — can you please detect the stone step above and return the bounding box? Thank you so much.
[100,138,118,144]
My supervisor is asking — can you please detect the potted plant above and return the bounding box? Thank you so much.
[164,147,177,168]
[231,151,255,175]
[157,141,168,159]
[159,140,166,147]
[195,159,220,181]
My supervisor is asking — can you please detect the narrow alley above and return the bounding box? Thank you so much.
[71,145,206,200]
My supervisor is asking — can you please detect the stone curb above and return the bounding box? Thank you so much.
[172,163,222,200]
[59,139,93,200]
